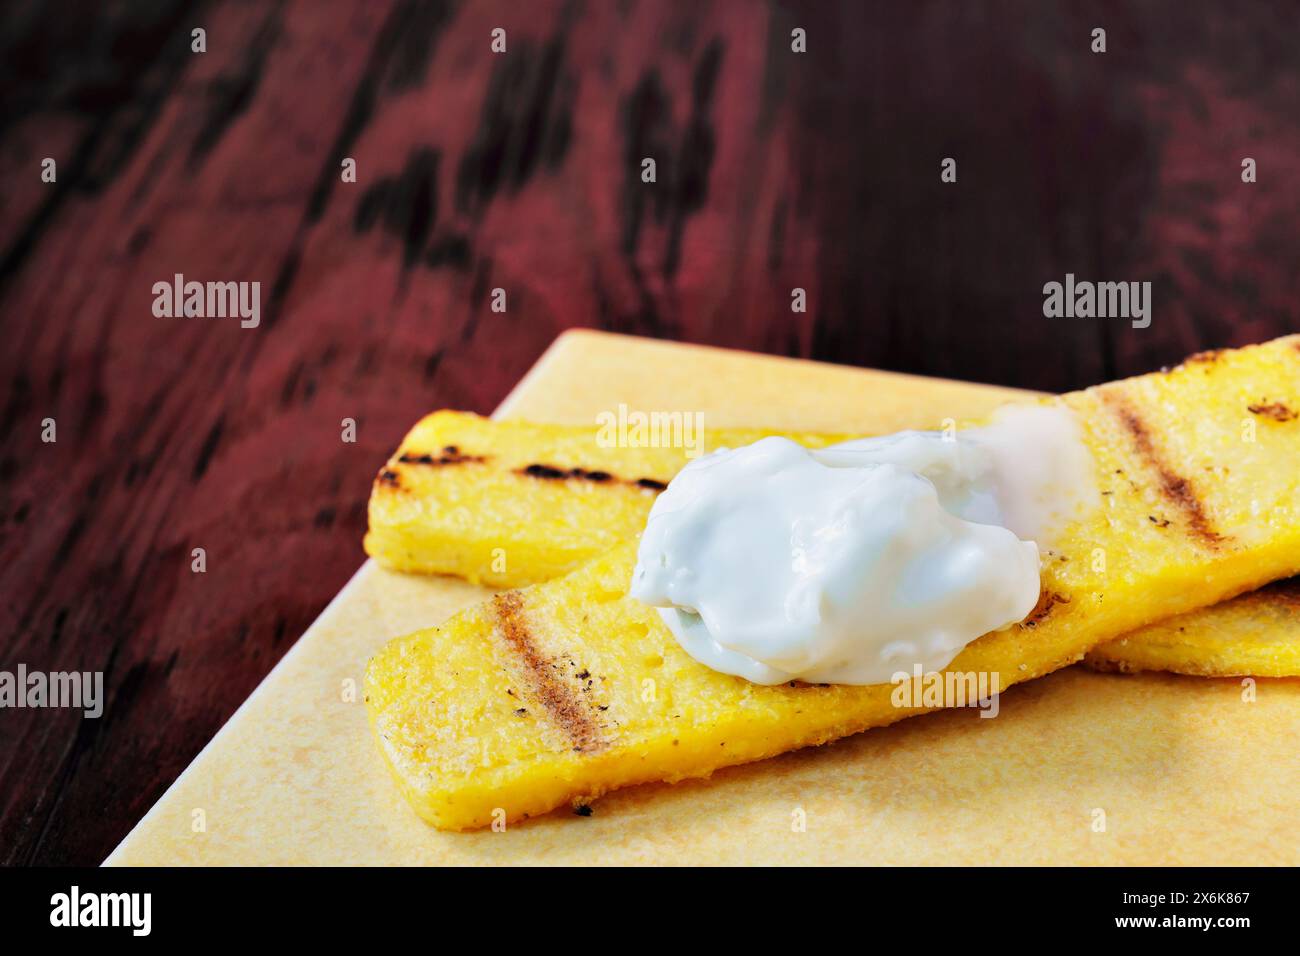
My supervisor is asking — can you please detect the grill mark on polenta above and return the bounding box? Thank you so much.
[517,462,668,492]
[375,447,488,492]
[491,592,607,753]
[1103,393,1227,548]
[1247,401,1297,422]
[521,462,609,481]
[397,445,488,465]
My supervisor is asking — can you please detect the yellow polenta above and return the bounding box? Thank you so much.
[366,371,1300,677]
[1085,577,1300,677]
[366,337,1300,829]
[365,415,843,586]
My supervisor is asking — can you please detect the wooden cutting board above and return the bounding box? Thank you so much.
[105,330,1300,865]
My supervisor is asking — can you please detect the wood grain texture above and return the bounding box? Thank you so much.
[0,0,1296,864]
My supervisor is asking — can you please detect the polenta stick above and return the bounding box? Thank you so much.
[365,349,1300,678]
[364,415,846,586]
[366,337,1300,829]
[1085,576,1300,677]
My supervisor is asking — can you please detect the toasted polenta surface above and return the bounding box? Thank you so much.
[364,412,845,586]
[367,337,1300,829]
[1086,577,1300,676]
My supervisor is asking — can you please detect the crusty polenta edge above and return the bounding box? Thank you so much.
[366,336,1300,829]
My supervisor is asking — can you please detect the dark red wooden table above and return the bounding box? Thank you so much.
[0,0,1296,864]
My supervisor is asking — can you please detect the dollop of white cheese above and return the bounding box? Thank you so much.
[629,403,1096,686]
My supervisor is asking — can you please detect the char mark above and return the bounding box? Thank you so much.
[1247,401,1297,423]
[1021,590,1070,629]
[1184,349,1226,366]
[1104,394,1226,548]
[491,592,606,754]
[521,462,590,480]
[397,444,487,465]
[377,468,401,488]
[517,462,665,490]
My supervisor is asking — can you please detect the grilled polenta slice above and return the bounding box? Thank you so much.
[365,415,845,585]
[366,337,1300,829]
[1085,577,1300,676]
[366,384,1300,679]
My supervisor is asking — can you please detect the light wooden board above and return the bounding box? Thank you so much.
[106,330,1300,865]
